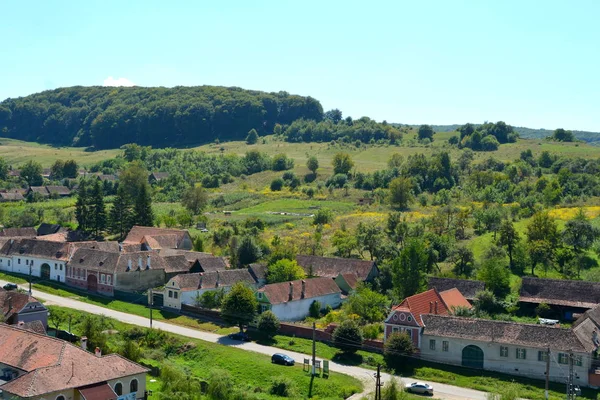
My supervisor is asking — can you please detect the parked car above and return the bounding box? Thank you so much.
[405,382,433,395]
[2,283,18,291]
[271,353,295,366]
[228,332,250,342]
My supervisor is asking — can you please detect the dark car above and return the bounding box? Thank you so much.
[2,283,18,291]
[228,332,250,342]
[271,353,295,366]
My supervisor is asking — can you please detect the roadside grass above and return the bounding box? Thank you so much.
[47,305,362,400]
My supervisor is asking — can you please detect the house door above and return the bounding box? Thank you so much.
[41,263,51,280]
[87,274,98,292]
[462,345,484,369]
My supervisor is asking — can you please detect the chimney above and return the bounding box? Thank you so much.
[95,347,102,357]
[301,280,306,299]
[434,301,438,315]
[429,301,433,314]
[18,321,24,326]
[80,337,88,350]
[288,282,293,301]
[147,254,151,269]
[215,271,220,288]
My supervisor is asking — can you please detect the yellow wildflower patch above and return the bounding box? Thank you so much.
[548,206,600,220]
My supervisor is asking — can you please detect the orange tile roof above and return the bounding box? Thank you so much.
[390,288,470,326]
[440,288,472,310]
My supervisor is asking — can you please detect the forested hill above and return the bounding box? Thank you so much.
[0,86,323,149]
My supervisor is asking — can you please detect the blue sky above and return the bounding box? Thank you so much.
[1,0,599,131]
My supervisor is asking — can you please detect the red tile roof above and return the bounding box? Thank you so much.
[440,288,472,310]
[0,324,148,397]
[259,277,341,305]
[389,288,470,327]
[0,288,41,322]
[78,382,118,400]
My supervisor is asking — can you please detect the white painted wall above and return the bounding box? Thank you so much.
[108,373,147,400]
[271,293,341,321]
[420,334,591,387]
[0,255,66,282]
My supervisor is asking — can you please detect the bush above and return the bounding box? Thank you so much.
[312,208,333,225]
[535,302,553,318]
[309,300,321,318]
[384,332,415,371]
[333,320,363,354]
[362,323,383,340]
[382,378,407,400]
[326,173,348,188]
[270,376,297,397]
[258,311,280,338]
[207,369,234,400]
[474,290,502,314]
[270,178,284,191]
[120,338,141,362]
[271,154,294,171]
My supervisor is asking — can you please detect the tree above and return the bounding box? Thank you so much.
[21,160,43,186]
[119,161,149,199]
[384,332,415,370]
[312,208,333,225]
[477,256,510,298]
[49,307,67,330]
[266,259,306,283]
[63,159,79,178]
[418,124,434,141]
[551,128,575,142]
[121,339,141,362]
[356,222,386,260]
[306,156,319,174]
[498,219,519,271]
[270,178,284,191]
[50,160,65,179]
[450,245,475,277]
[563,208,600,254]
[246,128,259,144]
[343,285,389,323]
[221,282,258,332]
[527,212,558,246]
[332,227,358,258]
[527,239,553,276]
[388,177,413,209]
[324,108,343,123]
[392,239,428,298]
[79,314,108,352]
[109,185,132,238]
[133,183,154,226]
[258,310,280,338]
[75,179,91,231]
[0,157,8,180]
[236,236,262,266]
[181,185,208,215]
[90,179,106,236]
[309,300,321,318]
[332,152,354,175]
[332,320,363,354]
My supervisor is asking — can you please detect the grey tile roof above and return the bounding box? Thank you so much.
[520,277,600,308]
[296,255,376,280]
[173,270,256,291]
[428,277,485,300]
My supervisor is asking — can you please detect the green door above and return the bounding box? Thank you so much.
[462,345,484,369]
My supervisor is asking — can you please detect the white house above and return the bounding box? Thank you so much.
[418,314,596,387]
[257,278,342,321]
[0,238,70,282]
[163,269,257,310]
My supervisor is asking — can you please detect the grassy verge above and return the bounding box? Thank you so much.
[47,305,362,400]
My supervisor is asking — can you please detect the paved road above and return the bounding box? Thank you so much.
[3,280,487,400]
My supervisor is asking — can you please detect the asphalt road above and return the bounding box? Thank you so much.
[2,279,488,400]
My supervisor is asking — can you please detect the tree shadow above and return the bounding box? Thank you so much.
[332,352,363,366]
[308,375,315,398]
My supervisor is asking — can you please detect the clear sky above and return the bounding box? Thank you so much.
[1,0,599,131]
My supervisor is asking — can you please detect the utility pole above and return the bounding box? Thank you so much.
[312,322,316,375]
[149,288,153,329]
[28,264,32,295]
[545,347,550,400]
[375,364,382,400]
[567,350,575,400]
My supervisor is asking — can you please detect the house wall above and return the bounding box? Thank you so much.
[419,334,591,387]
[108,372,147,400]
[0,256,12,272]
[65,268,115,297]
[164,287,182,309]
[179,235,193,250]
[115,269,165,292]
[5,256,66,282]
[270,293,341,321]
[384,323,421,348]
[17,301,48,328]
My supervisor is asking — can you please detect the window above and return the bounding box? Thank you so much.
[538,351,548,362]
[18,258,21,264]
[261,304,270,313]
[500,346,509,357]
[107,275,112,285]
[442,341,449,352]
[114,382,123,395]
[101,274,105,283]
[258,292,263,299]
[8,260,10,267]
[559,353,569,364]
[407,316,412,322]
[575,355,583,366]
[174,291,178,299]
[429,340,436,350]
[168,290,173,298]
[130,379,138,393]
[392,326,399,333]
[404,328,412,339]
[60,264,63,271]
[25,259,28,266]
[516,348,527,359]
[54,263,57,270]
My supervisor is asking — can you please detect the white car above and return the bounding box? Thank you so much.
[405,382,434,395]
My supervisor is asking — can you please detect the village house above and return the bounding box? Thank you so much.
[257,277,342,321]
[66,248,168,296]
[0,239,70,282]
[384,288,471,348]
[519,277,600,320]
[428,277,485,302]
[26,185,71,198]
[334,273,360,295]
[418,314,596,387]
[0,289,48,329]
[0,323,148,399]
[0,192,24,202]
[160,249,228,273]
[148,171,170,184]
[162,269,257,310]
[295,255,379,282]
[123,226,193,251]
[0,227,37,237]
[248,263,267,287]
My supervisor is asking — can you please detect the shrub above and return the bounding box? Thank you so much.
[333,320,363,354]
[270,178,284,191]
[120,338,141,362]
[535,302,553,318]
[312,208,333,225]
[381,378,407,400]
[207,369,234,400]
[362,323,383,340]
[384,332,415,370]
[270,376,297,397]
[258,311,280,338]
[309,300,321,318]
[271,154,294,171]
